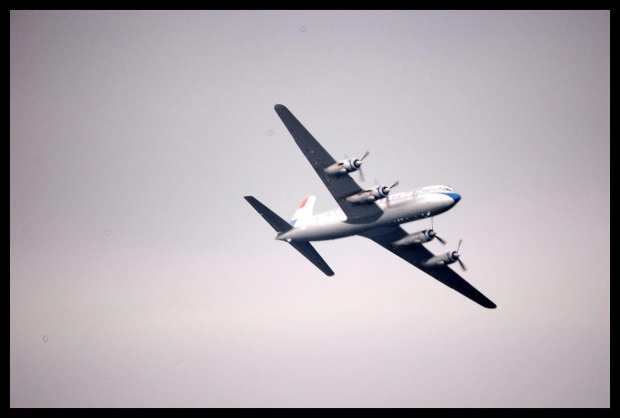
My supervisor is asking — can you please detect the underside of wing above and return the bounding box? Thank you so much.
[359,226,497,309]
[274,104,383,224]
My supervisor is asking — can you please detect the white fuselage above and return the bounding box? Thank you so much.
[277,189,461,242]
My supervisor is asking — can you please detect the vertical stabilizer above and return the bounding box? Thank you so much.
[290,195,316,227]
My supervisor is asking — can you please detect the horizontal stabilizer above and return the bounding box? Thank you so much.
[288,241,335,276]
[244,196,333,276]
[244,196,292,233]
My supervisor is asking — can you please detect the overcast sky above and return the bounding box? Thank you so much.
[10,10,609,407]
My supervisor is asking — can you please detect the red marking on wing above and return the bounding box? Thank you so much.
[298,196,309,208]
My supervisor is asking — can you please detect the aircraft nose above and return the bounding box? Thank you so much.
[444,192,461,204]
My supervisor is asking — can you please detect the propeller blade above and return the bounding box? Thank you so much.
[457,258,467,271]
[456,238,462,252]
[380,180,399,207]
[429,219,446,244]
[360,150,369,161]
[359,166,365,182]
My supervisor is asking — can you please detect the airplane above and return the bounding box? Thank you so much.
[244,104,496,309]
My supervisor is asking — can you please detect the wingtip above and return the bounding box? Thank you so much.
[274,104,287,112]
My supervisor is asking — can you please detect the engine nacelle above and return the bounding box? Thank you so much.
[423,251,459,268]
[371,185,390,199]
[392,230,434,247]
[345,185,391,204]
[345,190,376,204]
[324,158,362,176]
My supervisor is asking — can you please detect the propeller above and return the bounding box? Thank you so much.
[451,239,467,271]
[381,180,399,207]
[381,180,399,196]
[353,151,369,182]
[428,218,446,245]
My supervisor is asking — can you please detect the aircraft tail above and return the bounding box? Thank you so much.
[244,195,334,276]
[290,195,316,227]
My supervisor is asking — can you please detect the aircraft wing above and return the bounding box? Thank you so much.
[359,226,497,309]
[274,104,383,224]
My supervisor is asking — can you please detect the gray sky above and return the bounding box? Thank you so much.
[10,10,609,407]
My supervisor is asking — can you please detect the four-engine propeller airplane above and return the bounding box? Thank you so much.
[244,104,496,309]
